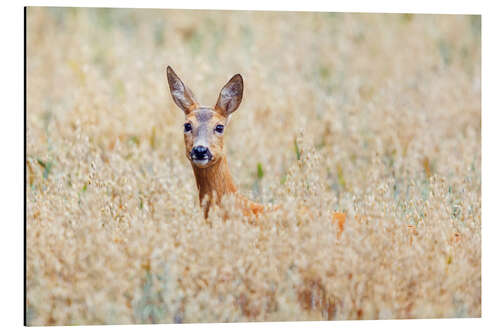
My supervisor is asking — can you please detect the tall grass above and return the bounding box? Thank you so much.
[26,8,481,325]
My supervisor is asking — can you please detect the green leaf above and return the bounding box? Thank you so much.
[336,163,346,189]
[294,138,301,160]
[37,159,53,179]
[257,163,264,180]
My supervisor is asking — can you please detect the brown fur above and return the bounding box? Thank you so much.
[191,155,265,218]
[183,109,227,169]
[166,66,344,234]
[167,66,265,218]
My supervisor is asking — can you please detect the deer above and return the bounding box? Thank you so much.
[166,66,345,234]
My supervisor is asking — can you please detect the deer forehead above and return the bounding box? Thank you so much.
[187,107,226,126]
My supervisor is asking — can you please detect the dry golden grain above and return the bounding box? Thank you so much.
[26,8,481,325]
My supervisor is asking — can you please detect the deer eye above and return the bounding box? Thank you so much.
[215,124,224,134]
[184,123,192,132]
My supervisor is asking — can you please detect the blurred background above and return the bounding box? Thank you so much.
[26,8,481,325]
[27,8,481,198]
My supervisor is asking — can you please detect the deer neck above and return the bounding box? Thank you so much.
[192,156,238,214]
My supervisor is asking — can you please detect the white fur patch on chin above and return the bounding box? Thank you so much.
[192,159,209,167]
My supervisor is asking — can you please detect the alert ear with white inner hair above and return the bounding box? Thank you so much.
[166,66,199,114]
[215,73,243,118]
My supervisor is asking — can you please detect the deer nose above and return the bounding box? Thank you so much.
[191,146,211,160]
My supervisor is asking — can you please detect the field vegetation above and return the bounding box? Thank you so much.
[26,8,481,325]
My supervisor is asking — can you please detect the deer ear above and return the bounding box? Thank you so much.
[166,66,198,114]
[215,74,243,117]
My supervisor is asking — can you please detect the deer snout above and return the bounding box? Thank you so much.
[191,145,212,161]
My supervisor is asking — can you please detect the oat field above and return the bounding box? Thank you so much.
[26,8,481,325]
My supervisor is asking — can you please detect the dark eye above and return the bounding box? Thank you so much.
[215,124,224,134]
[184,123,192,132]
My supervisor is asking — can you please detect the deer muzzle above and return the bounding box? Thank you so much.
[191,145,212,165]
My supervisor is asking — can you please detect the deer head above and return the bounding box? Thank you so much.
[166,66,243,169]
